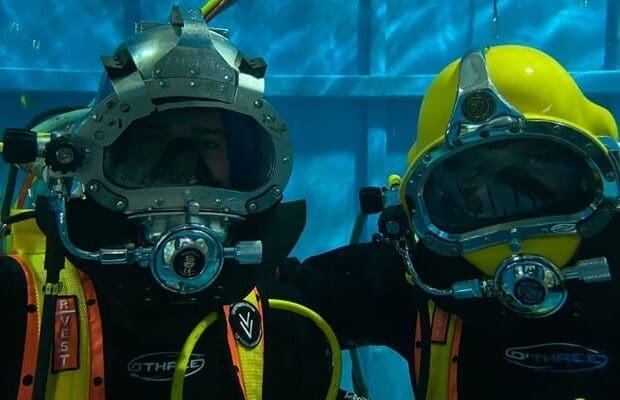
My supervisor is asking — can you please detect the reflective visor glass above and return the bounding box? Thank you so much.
[104,107,274,191]
[412,138,599,234]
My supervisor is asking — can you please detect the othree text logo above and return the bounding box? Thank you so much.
[127,352,206,381]
[504,343,608,372]
[344,393,370,400]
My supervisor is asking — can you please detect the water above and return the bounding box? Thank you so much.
[0,1,617,398]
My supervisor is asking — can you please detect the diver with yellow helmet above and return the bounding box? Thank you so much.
[281,44,620,399]
[0,4,363,400]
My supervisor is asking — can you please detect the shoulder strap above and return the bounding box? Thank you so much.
[11,255,39,400]
[413,300,463,400]
[223,287,265,400]
[8,217,105,400]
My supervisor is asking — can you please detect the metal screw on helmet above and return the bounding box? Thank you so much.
[274,121,287,132]
[94,130,105,140]
[188,201,200,214]
[509,121,522,133]
[508,237,522,252]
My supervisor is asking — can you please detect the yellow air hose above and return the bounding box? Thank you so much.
[170,299,342,400]
[170,312,219,400]
[268,299,343,400]
[200,0,221,18]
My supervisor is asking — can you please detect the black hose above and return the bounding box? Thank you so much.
[2,210,36,225]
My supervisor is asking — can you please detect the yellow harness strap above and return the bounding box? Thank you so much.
[173,295,343,400]
[9,216,105,400]
[222,287,265,400]
[414,300,462,400]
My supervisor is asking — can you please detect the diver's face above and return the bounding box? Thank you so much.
[422,138,597,234]
[177,109,231,188]
[146,108,232,188]
[105,108,232,189]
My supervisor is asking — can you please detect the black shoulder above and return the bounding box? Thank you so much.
[281,240,407,303]
[279,240,417,355]
[0,255,28,300]
[578,217,620,262]
[0,255,28,398]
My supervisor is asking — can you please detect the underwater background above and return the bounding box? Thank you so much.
[0,0,617,398]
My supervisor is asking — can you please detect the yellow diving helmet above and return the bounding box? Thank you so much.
[397,45,620,317]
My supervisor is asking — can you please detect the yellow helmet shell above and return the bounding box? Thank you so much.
[405,45,618,275]
[409,45,617,166]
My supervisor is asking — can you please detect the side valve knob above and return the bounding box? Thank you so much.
[43,137,84,173]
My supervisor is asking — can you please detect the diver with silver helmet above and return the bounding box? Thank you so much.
[281,45,620,399]
[0,4,360,399]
